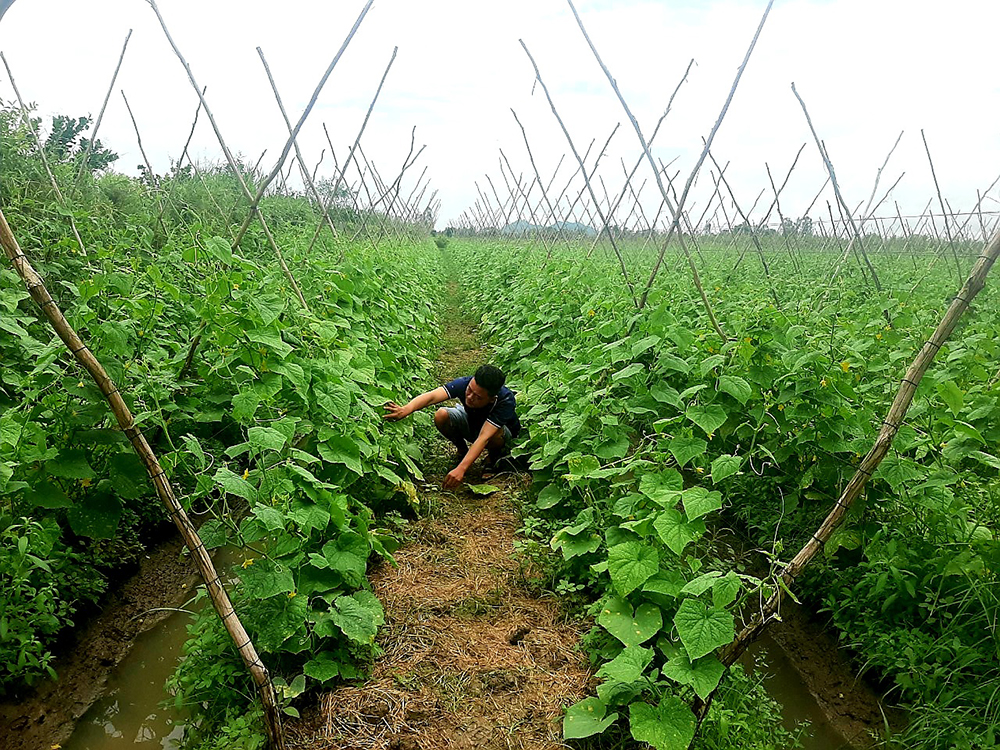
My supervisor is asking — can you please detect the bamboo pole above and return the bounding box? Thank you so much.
[0,52,88,257]
[565,0,770,328]
[0,208,286,750]
[257,46,342,245]
[229,0,375,247]
[75,29,133,187]
[146,0,308,311]
[120,90,170,239]
[921,129,964,285]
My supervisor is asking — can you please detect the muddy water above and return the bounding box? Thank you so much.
[61,605,194,750]
[62,546,244,750]
[60,602,859,750]
[745,633,856,749]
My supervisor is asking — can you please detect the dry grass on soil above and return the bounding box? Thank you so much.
[288,475,592,750]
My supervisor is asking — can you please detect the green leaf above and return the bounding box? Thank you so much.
[597,597,663,647]
[653,508,706,555]
[875,456,924,491]
[303,652,342,684]
[710,454,741,483]
[668,436,707,467]
[650,382,683,408]
[231,390,261,424]
[971,451,1000,470]
[642,571,687,598]
[287,501,331,535]
[596,645,654,683]
[198,519,229,550]
[317,435,363,475]
[239,559,295,599]
[214,467,258,503]
[629,696,696,750]
[536,483,564,510]
[937,379,964,415]
[682,487,723,521]
[686,404,727,437]
[47,449,95,480]
[108,452,148,500]
[252,505,287,532]
[613,362,646,381]
[330,591,384,644]
[679,571,722,597]
[564,697,618,740]
[718,375,752,404]
[26,481,72,509]
[607,542,659,596]
[662,653,726,700]
[638,469,683,505]
[67,490,122,539]
[712,571,742,608]
[674,599,734,660]
[319,532,369,587]
[467,483,501,496]
[596,434,630,460]
[248,426,288,452]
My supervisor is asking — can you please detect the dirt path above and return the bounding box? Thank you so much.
[287,278,592,749]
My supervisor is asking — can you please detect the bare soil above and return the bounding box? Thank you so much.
[0,531,200,750]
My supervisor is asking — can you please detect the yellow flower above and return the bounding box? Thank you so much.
[840,361,851,373]
[242,468,249,480]
[820,378,827,387]
[588,309,595,317]
[777,404,785,411]
[79,478,92,488]
[288,591,297,598]
[876,333,882,340]
[695,467,704,473]
[744,337,752,343]
[241,558,255,569]
[707,432,715,440]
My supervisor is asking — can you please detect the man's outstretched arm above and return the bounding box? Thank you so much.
[383,386,449,421]
[443,421,499,489]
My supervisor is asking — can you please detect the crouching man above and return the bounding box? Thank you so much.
[382,364,521,489]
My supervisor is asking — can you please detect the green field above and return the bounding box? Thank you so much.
[2,97,999,750]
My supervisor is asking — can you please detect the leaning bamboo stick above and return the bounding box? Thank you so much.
[229,1,375,248]
[146,0,308,311]
[0,207,286,750]
[75,29,133,187]
[0,52,88,257]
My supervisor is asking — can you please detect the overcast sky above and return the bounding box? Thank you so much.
[1,0,998,232]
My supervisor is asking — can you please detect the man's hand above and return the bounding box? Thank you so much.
[382,401,409,421]
[443,466,466,490]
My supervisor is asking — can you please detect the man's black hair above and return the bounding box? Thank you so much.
[474,364,506,396]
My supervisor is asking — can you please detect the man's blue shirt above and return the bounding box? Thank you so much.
[443,376,521,439]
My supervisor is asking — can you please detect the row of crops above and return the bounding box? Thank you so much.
[454,236,1000,749]
[0,103,448,747]
[3,94,999,750]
